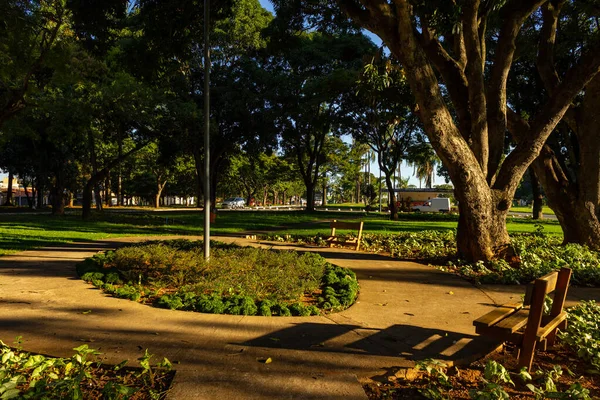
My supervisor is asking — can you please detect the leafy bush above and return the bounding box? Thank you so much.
[76,240,358,316]
[318,265,359,310]
[445,234,600,286]
[0,340,172,399]
[263,228,600,287]
[559,301,600,371]
[361,231,456,260]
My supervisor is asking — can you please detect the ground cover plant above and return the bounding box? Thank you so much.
[0,340,173,399]
[264,223,600,287]
[362,301,600,399]
[76,240,359,316]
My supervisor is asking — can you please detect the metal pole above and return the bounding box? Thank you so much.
[378,167,382,213]
[203,0,211,260]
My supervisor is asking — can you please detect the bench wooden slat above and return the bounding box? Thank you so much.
[473,302,523,328]
[524,271,559,305]
[330,221,363,230]
[492,308,530,334]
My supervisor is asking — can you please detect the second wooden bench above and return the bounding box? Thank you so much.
[326,220,364,251]
[473,267,572,371]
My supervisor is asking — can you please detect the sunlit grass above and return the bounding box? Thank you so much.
[510,205,556,215]
[0,209,562,256]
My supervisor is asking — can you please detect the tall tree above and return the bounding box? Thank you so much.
[268,32,376,211]
[507,1,600,247]
[330,0,600,262]
[352,53,419,219]
[0,0,68,128]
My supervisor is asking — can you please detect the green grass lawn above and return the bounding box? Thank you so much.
[0,209,563,256]
[510,205,556,215]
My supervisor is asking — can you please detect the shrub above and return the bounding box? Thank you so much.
[195,294,226,314]
[318,265,359,310]
[77,240,359,316]
[560,301,600,371]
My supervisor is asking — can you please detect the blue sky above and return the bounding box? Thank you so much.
[258,0,274,14]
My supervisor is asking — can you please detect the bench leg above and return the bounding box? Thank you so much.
[547,320,567,347]
[518,339,536,371]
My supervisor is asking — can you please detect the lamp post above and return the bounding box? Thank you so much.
[203,0,211,260]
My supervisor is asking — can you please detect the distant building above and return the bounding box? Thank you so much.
[0,177,46,206]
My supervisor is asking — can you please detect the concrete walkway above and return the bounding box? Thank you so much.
[0,237,598,399]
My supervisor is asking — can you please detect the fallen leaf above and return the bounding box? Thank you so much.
[258,357,272,364]
[448,291,454,295]
[81,310,92,315]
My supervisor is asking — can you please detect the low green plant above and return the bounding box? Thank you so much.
[0,340,172,399]
[415,359,451,400]
[468,360,513,400]
[559,301,600,371]
[77,240,357,316]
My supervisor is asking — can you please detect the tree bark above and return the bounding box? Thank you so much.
[4,172,14,206]
[305,180,315,212]
[530,169,544,220]
[154,179,167,208]
[104,172,111,207]
[51,173,65,215]
[385,175,398,221]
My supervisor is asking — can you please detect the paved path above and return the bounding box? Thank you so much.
[0,237,598,399]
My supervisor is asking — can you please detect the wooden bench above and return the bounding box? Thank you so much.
[326,220,364,251]
[473,267,572,371]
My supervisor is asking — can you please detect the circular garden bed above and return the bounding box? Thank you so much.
[76,240,359,316]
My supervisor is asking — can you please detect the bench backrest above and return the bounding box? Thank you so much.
[329,220,363,230]
[524,267,572,334]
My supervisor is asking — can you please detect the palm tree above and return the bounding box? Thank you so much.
[408,143,439,189]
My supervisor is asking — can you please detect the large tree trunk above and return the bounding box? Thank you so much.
[104,172,111,207]
[4,171,14,206]
[530,169,544,220]
[385,175,398,221]
[83,171,108,219]
[36,176,43,208]
[531,135,600,248]
[51,174,65,215]
[154,175,167,208]
[305,180,315,212]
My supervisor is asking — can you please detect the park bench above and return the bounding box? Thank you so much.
[473,267,572,371]
[326,220,364,251]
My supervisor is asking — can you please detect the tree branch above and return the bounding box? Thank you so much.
[462,0,488,175]
[496,44,600,191]
[486,0,547,183]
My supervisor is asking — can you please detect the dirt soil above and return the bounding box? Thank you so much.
[362,343,600,399]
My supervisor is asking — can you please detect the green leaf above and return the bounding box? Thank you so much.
[0,388,20,399]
